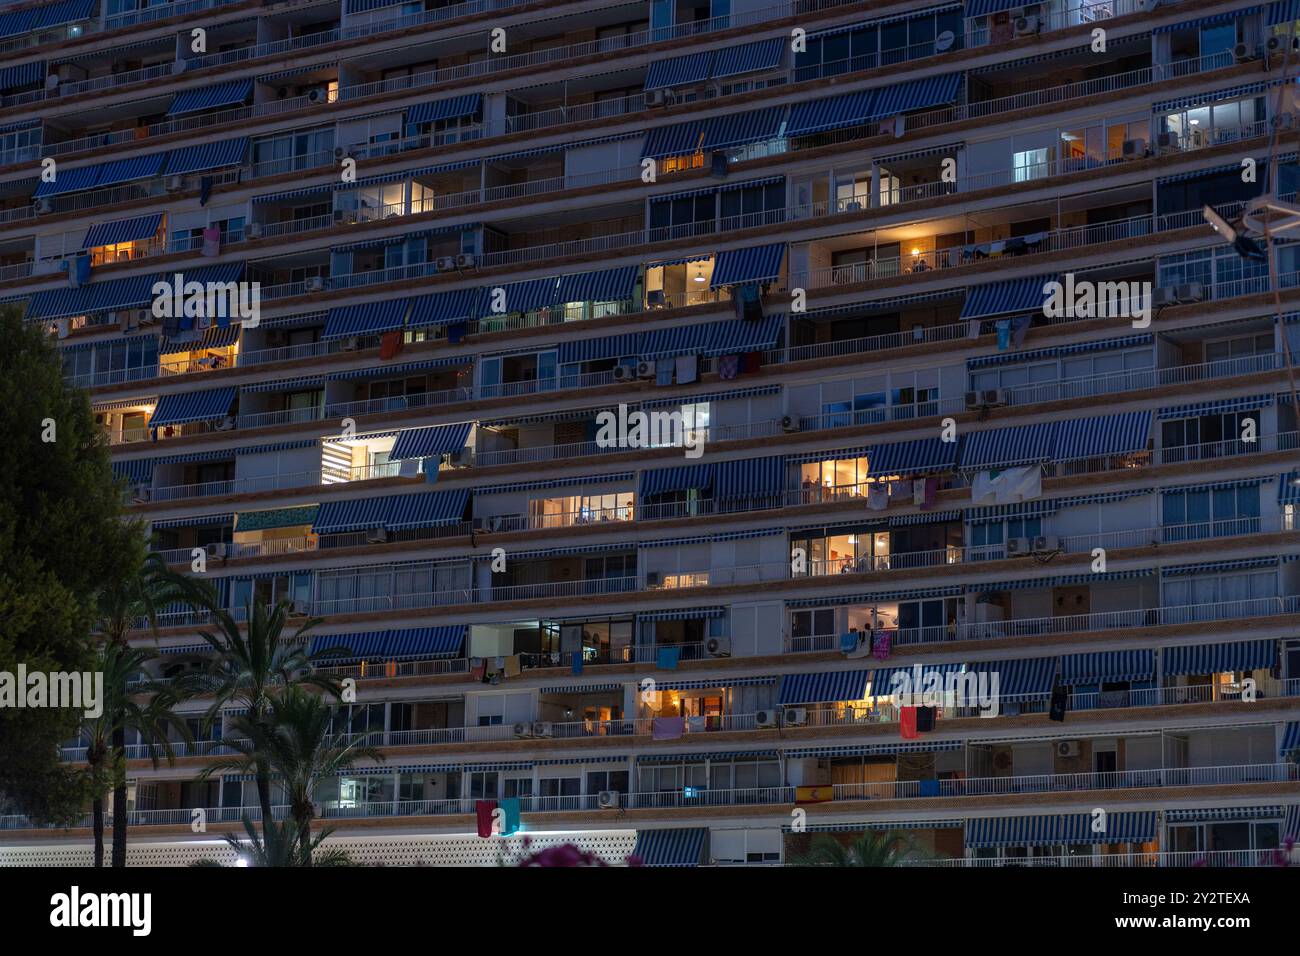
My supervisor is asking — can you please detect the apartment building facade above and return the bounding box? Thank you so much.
[2,0,1300,866]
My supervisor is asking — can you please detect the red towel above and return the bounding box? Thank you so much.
[379,330,404,360]
[476,799,498,838]
[900,706,919,740]
[742,351,762,373]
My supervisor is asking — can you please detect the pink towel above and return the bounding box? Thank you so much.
[651,716,685,740]
[201,225,221,257]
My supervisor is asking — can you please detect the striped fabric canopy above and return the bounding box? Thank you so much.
[960,275,1057,320]
[968,333,1153,369]
[408,288,481,327]
[312,489,468,533]
[1162,639,1276,676]
[150,512,234,530]
[699,106,786,151]
[112,459,156,484]
[164,138,248,176]
[964,0,1024,15]
[1280,472,1300,504]
[311,496,392,535]
[786,741,963,759]
[714,456,786,498]
[638,462,715,497]
[958,421,1055,470]
[148,387,236,428]
[556,266,639,304]
[960,412,1150,470]
[486,277,559,315]
[406,93,481,125]
[631,828,709,867]
[1059,650,1154,686]
[713,37,784,79]
[709,242,786,288]
[1279,723,1300,759]
[1163,556,1278,576]
[388,423,473,460]
[1153,80,1269,114]
[82,213,162,249]
[965,812,1155,848]
[238,374,324,394]
[640,322,714,358]
[867,662,967,697]
[1158,394,1273,419]
[0,60,43,90]
[234,506,320,532]
[965,658,1056,697]
[644,50,714,90]
[307,626,465,661]
[32,0,95,28]
[167,79,253,116]
[323,299,410,340]
[869,436,957,477]
[777,670,872,705]
[1270,0,1300,25]
[1154,8,1261,33]
[557,331,642,365]
[786,89,877,137]
[638,606,725,621]
[33,153,167,198]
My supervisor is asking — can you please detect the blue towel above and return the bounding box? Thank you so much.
[995,319,1011,350]
[840,632,858,653]
[655,359,674,386]
[919,778,940,797]
[497,797,521,835]
[74,253,91,287]
[571,653,584,676]
[199,176,213,206]
[656,646,680,670]
[422,458,439,484]
[448,321,467,344]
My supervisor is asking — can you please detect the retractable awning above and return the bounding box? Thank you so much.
[165,138,248,176]
[388,423,472,460]
[556,266,638,304]
[638,462,715,496]
[408,288,480,327]
[1059,650,1155,686]
[148,387,236,428]
[323,299,411,340]
[965,658,1056,697]
[167,79,253,116]
[644,51,714,90]
[714,456,785,498]
[82,213,163,249]
[308,626,465,661]
[1158,394,1273,418]
[960,275,1057,320]
[631,828,708,867]
[1162,639,1276,676]
[778,670,872,705]
[965,812,1156,847]
[406,93,481,125]
[709,242,785,288]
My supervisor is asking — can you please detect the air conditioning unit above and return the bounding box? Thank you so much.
[121,311,140,332]
[1032,535,1061,554]
[245,222,262,239]
[965,389,1007,409]
[333,146,353,161]
[705,636,731,657]
[435,256,457,271]
[1137,0,1162,9]
[1174,282,1204,304]
[1155,131,1179,152]
[455,253,477,270]
[755,709,778,728]
[783,707,808,727]
[1267,35,1300,52]
[205,542,227,559]
[645,571,661,588]
[307,88,326,104]
[305,276,326,293]
[365,527,389,544]
[1056,740,1081,757]
[1007,536,1032,557]
[1233,41,1256,62]
[597,790,620,809]
[129,483,151,503]
[136,309,156,327]
[165,175,185,192]
[1014,15,1041,36]
[335,210,358,225]
[1152,286,1178,308]
[214,415,236,431]
[612,364,635,382]
[1121,138,1147,160]
[512,721,532,738]
[450,447,473,467]
[340,336,360,351]
[646,88,668,107]
[34,198,53,215]
[780,415,799,433]
[531,721,553,738]
[289,600,310,615]
[635,361,654,379]
[486,514,506,532]
[1273,112,1297,131]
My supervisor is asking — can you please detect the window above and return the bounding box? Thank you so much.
[1013,148,1049,182]
[1161,484,1260,540]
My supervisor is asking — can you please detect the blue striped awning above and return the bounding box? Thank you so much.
[407,93,481,125]
[969,333,1153,369]
[82,214,162,249]
[959,421,1055,470]
[148,387,236,428]
[639,462,716,496]
[1153,81,1269,114]
[33,153,166,198]
[964,0,1024,15]
[1270,0,1300,25]
[632,829,708,867]
[558,332,643,365]
[965,658,1056,697]
[869,436,957,477]
[1279,722,1300,758]
[641,119,706,158]
[1059,650,1155,686]
[699,106,786,151]
[1158,394,1273,419]
[640,322,714,358]
[638,606,726,622]
[27,287,88,320]
[786,741,964,759]
[874,73,963,116]
[786,89,877,137]
[308,626,465,661]
[385,489,468,530]
[164,138,249,176]
[388,423,472,460]
[974,569,1151,591]
[1055,411,1151,461]
[408,288,481,327]
[112,459,155,484]
[0,60,42,90]
[1280,472,1300,504]
[709,242,785,288]
[714,456,785,498]
[32,0,95,28]
[238,374,323,394]
[1154,8,1260,33]
[556,266,639,304]
[960,275,1056,320]
[778,670,872,705]
[323,299,411,340]
[150,513,235,530]
[486,277,558,315]
[1166,805,1282,823]
[708,311,784,354]
[1163,639,1277,676]
[167,79,253,116]
[1163,557,1278,576]
[311,497,392,535]
[0,8,33,38]
[866,662,967,697]
[713,37,784,79]
[644,51,714,90]
[966,812,1156,848]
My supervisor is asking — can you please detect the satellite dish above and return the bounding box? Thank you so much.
[935,30,955,53]
[45,73,60,89]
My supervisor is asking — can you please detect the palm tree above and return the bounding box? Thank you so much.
[195,817,355,867]
[77,643,191,866]
[790,830,919,866]
[171,589,340,841]
[198,686,383,859]
[94,538,190,868]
